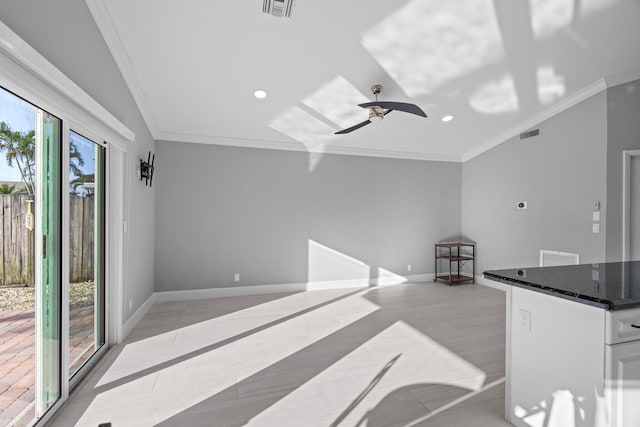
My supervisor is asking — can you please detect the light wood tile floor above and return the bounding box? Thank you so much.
[47,282,513,426]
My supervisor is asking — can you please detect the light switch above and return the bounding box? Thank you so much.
[592,211,600,221]
[592,223,600,233]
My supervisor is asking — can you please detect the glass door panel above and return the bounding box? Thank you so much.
[1,86,62,426]
[68,131,105,378]
[35,110,62,417]
[0,87,39,426]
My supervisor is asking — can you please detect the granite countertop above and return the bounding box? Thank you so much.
[483,261,640,310]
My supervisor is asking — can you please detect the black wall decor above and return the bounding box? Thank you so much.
[139,151,155,186]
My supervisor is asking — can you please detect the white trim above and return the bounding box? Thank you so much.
[372,273,433,286]
[476,274,508,292]
[34,110,45,417]
[404,273,434,283]
[85,0,159,137]
[146,76,608,164]
[604,68,640,89]
[121,274,436,339]
[122,292,157,339]
[107,146,127,344]
[158,133,462,163]
[0,21,134,142]
[622,150,640,262]
[153,274,437,304]
[504,285,513,422]
[154,283,307,303]
[461,79,607,162]
[60,120,71,402]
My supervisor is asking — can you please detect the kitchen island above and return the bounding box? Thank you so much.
[484,261,640,427]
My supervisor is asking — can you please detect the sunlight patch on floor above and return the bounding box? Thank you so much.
[78,290,379,426]
[97,288,366,387]
[247,320,486,426]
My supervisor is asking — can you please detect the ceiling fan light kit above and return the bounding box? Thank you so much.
[368,105,385,122]
[335,84,427,134]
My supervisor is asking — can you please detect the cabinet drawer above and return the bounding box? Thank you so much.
[606,307,640,345]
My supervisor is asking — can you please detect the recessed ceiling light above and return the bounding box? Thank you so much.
[254,90,267,99]
[442,115,454,122]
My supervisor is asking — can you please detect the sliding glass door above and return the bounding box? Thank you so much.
[35,110,62,417]
[1,86,63,426]
[68,131,105,378]
[1,84,109,425]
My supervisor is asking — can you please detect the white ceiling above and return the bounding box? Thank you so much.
[87,0,640,162]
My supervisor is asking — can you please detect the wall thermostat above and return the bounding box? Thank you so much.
[516,201,528,209]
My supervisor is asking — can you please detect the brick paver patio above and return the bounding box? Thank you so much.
[0,305,96,426]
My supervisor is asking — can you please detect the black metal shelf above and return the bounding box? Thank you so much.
[435,242,476,286]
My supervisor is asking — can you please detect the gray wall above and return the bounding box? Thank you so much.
[1,1,156,321]
[155,141,461,291]
[461,92,608,272]
[606,79,640,261]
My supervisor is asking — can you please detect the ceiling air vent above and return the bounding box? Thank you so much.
[519,129,540,140]
[263,0,294,18]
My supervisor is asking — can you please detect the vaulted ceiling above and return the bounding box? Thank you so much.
[88,0,640,162]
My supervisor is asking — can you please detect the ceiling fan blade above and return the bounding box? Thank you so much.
[359,101,427,117]
[335,120,371,134]
[335,110,393,135]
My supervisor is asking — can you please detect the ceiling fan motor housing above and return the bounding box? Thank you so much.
[368,106,385,122]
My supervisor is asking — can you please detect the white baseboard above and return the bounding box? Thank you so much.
[155,274,438,303]
[120,273,437,341]
[154,282,308,303]
[475,274,508,292]
[406,273,434,283]
[306,278,371,291]
[121,292,156,342]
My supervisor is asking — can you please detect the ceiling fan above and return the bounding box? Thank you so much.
[335,84,427,134]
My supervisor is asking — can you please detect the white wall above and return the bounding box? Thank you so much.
[0,1,156,321]
[462,92,608,272]
[155,141,461,291]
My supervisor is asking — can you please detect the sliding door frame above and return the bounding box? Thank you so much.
[65,124,110,391]
[0,21,133,426]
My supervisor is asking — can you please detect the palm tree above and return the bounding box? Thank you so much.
[70,173,95,196]
[0,121,35,195]
[0,183,16,194]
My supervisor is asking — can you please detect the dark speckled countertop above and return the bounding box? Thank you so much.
[484,261,640,310]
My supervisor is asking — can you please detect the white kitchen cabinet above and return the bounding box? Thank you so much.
[485,261,640,427]
[500,286,640,427]
[606,340,640,427]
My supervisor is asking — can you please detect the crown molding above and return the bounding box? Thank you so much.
[86,0,159,137]
[84,0,640,164]
[604,67,640,89]
[157,130,462,162]
[460,78,607,162]
[0,20,134,142]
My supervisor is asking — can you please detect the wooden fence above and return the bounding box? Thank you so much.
[0,193,95,286]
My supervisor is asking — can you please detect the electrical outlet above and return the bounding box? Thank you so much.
[234,273,240,282]
[519,309,531,332]
[407,264,412,272]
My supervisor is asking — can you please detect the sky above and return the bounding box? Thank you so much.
[0,87,36,182]
[0,87,97,189]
